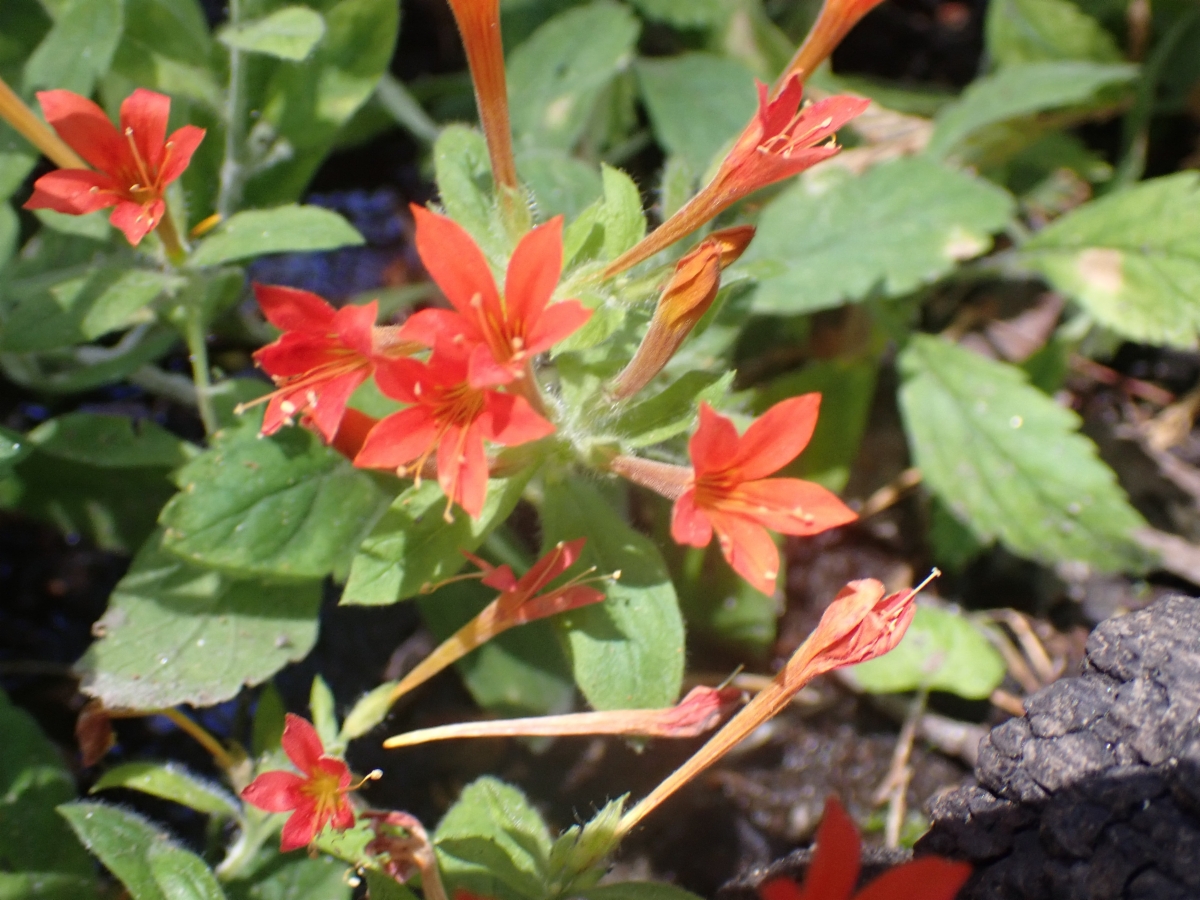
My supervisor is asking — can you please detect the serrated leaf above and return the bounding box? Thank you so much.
[600,165,645,261]
[898,335,1149,571]
[435,777,551,900]
[746,158,1013,315]
[219,6,326,61]
[1017,172,1200,348]
[635,53,757,174]
[542,477,684,710]
[90,763,241,819]
[75,533,321,709]
[58,803,176,900]
[23,0,122,96]
[160,425,389,581]
[847,606,1006,699]
[986,0,1121,66]
[341,471,532,606]
[0,689,93,878]
[189,206,363,267]
[508,1,640,151]
[926,61,1137,162]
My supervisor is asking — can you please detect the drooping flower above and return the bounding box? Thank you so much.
[606,77,867,276]
[608,225,756,399]
[759,797,971,900]
[401,206,592,387]
[23,88,204,246]
[781,0,890,87]
[353,343,555,519]
[241,714,359,852]
[241,285,421,442]
[673,395,857,595]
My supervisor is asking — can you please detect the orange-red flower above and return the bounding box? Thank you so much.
[241,714,357,852]
[401,206,592,387]
[782,0,890,87]
[245,285,420,442]
[606,78,867,276]
[23,88,204,246]
[354,343,554,519]
[673,395,857,595]
[759,797,971,900]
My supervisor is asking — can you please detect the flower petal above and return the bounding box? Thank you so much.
[108,198,163,245]
[505,216,563,324]
[729,394,820,480]
[354,407,438,470]
[801,797,860,900]
[437,422,488,518]
[758,879,804,900]
[689,403,740,477]
[411,205,500,322]
[37,90,125,174]
[732,478,857,536]
[467,341,517,389]
[328,797,357,832]
[482,392,555,446]
[280,713,325,774]
[523,298,592,355]
[707,509,781,595]
[241,770,307,812]
[280,802,320,852]
[306,369,370,443]
[852,856,972,900]
[119,88,170,175]
[23,169,120,215]
[399,307,476,348]
[671,489,713,548]
[332,301,377,357]
[254,333,350,378]
[254,284,337,333]
[373,357,430,404]
[159,124,206,185]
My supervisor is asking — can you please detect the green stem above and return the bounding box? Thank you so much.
[217,0,248,219]
[157,206,188,265]
[184,300,218,436]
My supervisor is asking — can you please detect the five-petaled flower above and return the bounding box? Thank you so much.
[23,88,204,246]
[354,342,555,519]
[243,285,420,443]
[606,77,867,275]
[759,796,971,900]
[401,206,592,388]
[241,714,358,852]
[674,395,857,595]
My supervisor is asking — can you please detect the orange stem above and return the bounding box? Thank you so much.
[0,75,86,169]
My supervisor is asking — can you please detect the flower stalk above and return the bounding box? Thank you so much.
[0,74,86,169]
[778,0,889,91]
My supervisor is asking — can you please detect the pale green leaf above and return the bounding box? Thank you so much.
[433,125,507,264]
[517,148,602,221]
[309,675,338,748]
[91,763,240,819]
[1018,172,1200,348]
[542,477,684,711]
[600,164,645,261]
[626,0,728,27]
[189,205,364,267]
[898,335,1149,571]
[986,0,1121,66]
[24,0,122,96]
[609,370,734,449]
[745,158,1014,315]
[75,533,321,709]
[219,6,326,61]
[0,873,97,900]
[847,606,1006,699]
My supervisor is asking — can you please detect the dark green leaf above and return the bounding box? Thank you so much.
[0,873,97,900]
[745,158,1013,315]
[75,532,321,709]
[160,424,390,580]
[898,335,1149,571]
[251,683,286,758]
[226,851,352,900]
[542,477,684,710]
[28,412,191,469]
[362,871,418,900]
[189,206,364,267]
[148,844,227,900]
[341,471,532,606]
[23,0,122,96]
[91,762,241,819]
[581,885,706,900]
[219,6,326,61]
[58,803,174,900]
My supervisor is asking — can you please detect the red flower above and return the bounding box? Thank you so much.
[401,206,592,387]
[244,285,420,442]
[606,77,867,275]
[672,395,857,595]
[353,343,554,519]
[23,88,204,246]
[759,797,971,900]
[241,714,357,852]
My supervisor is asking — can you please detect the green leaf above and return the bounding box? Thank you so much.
[310,675,338,748]
[986,0,1121,66]
[219,6,326,61]
[635,54,758,175]
[417,580,574,717]
[0,204,17,274]
[0,325,178,396]
[0,873,97,900]
[542,477,684,710]
[226,852,352,900]
[746,158,1014,315]
[362,871,418,900]
[626,0,728,27]
[160,424,390,581]
[600,164,646,261]
[28,412,191,468]
[33,208,111,241]
[435,777,551,900]
[898,335,1149,571]
[847,606,1006,699]
[23,0,123,96]
[926,61,1137,162]
[609,370,734,449]
[0,123,37,202]
[341,471,533,606]
[58,803,175,900]
[517,148,603,221]
[507,0,640,151]
[189,205,364,267]
[580,885,706,900]
[1,266,180,352]
[674,543,776,655]
[546,797,626,894]
[251,683,286,758]
[1017,172,1200,348]
[0,689,94,878]
[91,763,241,819]
[75,532,321,709]
[148,844,227,900]
[433,125,507,264]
